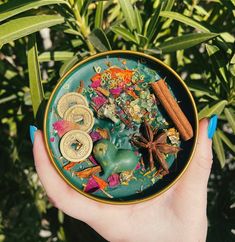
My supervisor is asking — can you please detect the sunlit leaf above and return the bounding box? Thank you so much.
[0,15,64,48]
[111,26,138,43]
[118,0,137,31]
[95,1,104,29]
[38,51,74,62]
[0,0,68,22]
[134,6,143,34]
[59,55,80,77]
[146,4,162,42]
[206,44,229,85]
[58,210,64,224]
[27,34,44,118]
[217,129,235,152]
[187,80,218,100]
[0,94,17,105]
[136,34,148,47]
[224,108,235,134]
[163,0,175,11]
[198,100,228,119]
[160,11,211,32]
[59,52,89,77]
[213,132,226,168]
[158,33,218,53]
[88,28,111,52]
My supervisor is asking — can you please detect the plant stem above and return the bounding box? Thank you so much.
[69,1,96,54]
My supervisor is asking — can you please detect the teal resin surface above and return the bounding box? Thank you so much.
[45,52,197,202]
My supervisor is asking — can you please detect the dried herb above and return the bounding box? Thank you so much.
[74,166,101,178]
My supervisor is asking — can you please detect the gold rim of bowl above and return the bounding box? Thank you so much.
[43,50,199,205]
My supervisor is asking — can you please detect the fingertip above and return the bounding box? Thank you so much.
[174,118,213,196]
[198,118,212,152]
[198,118,209,136]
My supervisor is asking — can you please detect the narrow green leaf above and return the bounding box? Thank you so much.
[224,108,235,134]
[118,0,137,31]
[163,0,175,11]
[88,28,111,52]
[64,28,82,36]
[27,34,44,118]
[0,15,64,48]
[58,210,64,224]
[0,94,17,105]
[158,33,218,53]
[136,34,148,47]
[95,1,104,29]
[160,11,210,32]
[80,0,92,16]
[111,26,138,43]
[217,129,235,152]
[60,56,80,78]
[187,81,218,100]
[198,100,228,119]
[231,54,235,64]
[0,0,68,22]
[220,32,235,43]
[80,0,106,16]
[134,6,143,34]
[38,51,74,62]
[59,52,89,77]
[146,5,162,42]
[144,48,162,55]
[213,132,226,168]
[206,44,228,84]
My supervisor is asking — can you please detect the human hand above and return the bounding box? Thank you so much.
[32,118,217,242]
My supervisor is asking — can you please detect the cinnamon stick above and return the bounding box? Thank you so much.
[151,79,193,141]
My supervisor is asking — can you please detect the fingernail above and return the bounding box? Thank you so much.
[30,125,37,144]
[208,115,218,139]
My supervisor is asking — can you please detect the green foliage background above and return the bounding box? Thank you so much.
[0,0,234,241]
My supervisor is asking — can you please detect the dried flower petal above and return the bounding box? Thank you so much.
[75,166,101,178]
[108,174,120,187]
[50,137,55,142]
[90,131,102,142]
[135,162,141,170]
[53,120,79,137]
[63,162,77,171]
[97,87,110,97]
[90,79,101,88]
[84,177,99,193]
[96,128,109,139]
[91,73,101,82]
[89,155,98,165]
[91,96,107,109]
[92,175,108,190]
[110,87,122,96]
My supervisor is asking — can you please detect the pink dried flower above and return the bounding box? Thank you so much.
[91,96,107,109]
[108,174,120,187]
[110,87,122,96]
[84,177,99,193]
[88,155,98,165]
[89,131,102,142]
[90,79,101,88]
[135,162,141,170]
[53,120,79,137]
[50,137,55,142]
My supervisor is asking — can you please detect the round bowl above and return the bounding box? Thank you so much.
[44,50,198,204]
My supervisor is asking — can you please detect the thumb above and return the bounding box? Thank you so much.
[174,118,215,196]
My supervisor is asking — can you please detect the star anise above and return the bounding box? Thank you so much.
[131,120,181,172]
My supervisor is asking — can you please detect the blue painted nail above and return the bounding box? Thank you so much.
[208,115,218,139]
[30,125,37,144]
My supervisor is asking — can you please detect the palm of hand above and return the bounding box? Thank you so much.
[34,119,211,242]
